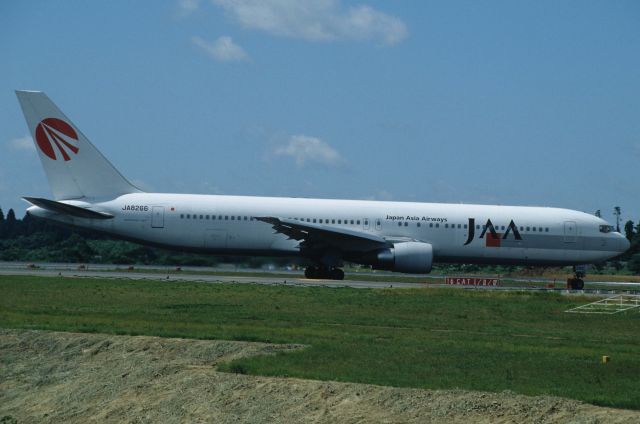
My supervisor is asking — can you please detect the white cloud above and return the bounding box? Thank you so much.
[177,0,201,17]
[273,135,345,168]
[211,0,408,45]
[7,135,35,152]
[192,35,250,62]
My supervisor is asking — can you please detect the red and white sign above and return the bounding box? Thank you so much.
[35,117,79,161]
[445,277,501,286]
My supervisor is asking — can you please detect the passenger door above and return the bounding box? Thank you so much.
[151,206,164,228]
[204,229,227,249]
[564,221,577,243]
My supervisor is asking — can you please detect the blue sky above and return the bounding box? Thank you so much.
[1,1,639,225]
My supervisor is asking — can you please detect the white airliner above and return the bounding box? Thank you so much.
[15,91,629,288]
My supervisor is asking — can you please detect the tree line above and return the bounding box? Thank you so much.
[1,206,639,274]
[0,207,286,267]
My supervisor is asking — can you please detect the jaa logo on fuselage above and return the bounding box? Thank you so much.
[464,218,522,247]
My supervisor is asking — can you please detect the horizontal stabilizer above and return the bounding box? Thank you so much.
[23,197,114,220]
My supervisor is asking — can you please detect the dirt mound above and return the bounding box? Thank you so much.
[1,330,637,423]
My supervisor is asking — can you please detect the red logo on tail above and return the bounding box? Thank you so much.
[35,118,79,161]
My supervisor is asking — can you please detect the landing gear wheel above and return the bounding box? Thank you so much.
[330,268,345,280]
[304,266,317,279]
[567,278,585,290]
[305,266,344,280]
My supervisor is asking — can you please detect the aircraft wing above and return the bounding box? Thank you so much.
[256,216,389,251]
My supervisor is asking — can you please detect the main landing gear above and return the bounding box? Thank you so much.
[567,266,585,290]
[304,266,345,280]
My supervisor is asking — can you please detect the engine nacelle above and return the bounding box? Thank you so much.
[373,241,433,274]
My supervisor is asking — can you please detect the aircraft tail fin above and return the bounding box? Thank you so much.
[15,90,141,200]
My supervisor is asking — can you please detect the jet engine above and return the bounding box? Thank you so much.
[372,241,433,274]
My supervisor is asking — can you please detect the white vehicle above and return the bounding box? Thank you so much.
[16,91,630,287]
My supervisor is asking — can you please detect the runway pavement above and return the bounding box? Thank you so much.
[1,261,639,293]
[0,267,420,289]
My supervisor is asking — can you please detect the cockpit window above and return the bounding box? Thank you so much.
[599,225,615,233]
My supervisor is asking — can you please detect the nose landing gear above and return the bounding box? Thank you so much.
[304,266,345,280]
[567,266,585,290]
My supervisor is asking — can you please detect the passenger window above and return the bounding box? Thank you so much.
[180,214,184,219]
[350,220,354,225]
[458,224,461,229]
[404,222,408,227]
[445,224,449,228]
[429,223,433,228]
[436,224,440,228]
[225,216,229,220]
[533,227,536,231]
[313,219,316,223]
[187,214,191,219]
[463,224,467,229]
[231,216,235,220]
[526,226,530,231]
[332,219,335,224]
[476,225,480,230]
[545,228,549,232]
[357,220,361,225]
[244,216,248,221]
[338,220,342,224]
[539,227,543,232]
[206,215,209,220]
[417,222,421,227]
[398,222,402,226]
[520,226,523,231]
[200,215,203,219]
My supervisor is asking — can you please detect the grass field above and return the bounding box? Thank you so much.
[1,275,639,409]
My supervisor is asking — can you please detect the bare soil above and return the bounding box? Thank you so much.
[1,329,638,423]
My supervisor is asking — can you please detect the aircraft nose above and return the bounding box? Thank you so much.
[619,235,631,253]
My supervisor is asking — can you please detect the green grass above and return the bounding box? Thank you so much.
[1,275,639,409]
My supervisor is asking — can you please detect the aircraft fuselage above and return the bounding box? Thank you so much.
[27,192,629,268]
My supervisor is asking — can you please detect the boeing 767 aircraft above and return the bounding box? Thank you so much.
[15,91,630,288]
